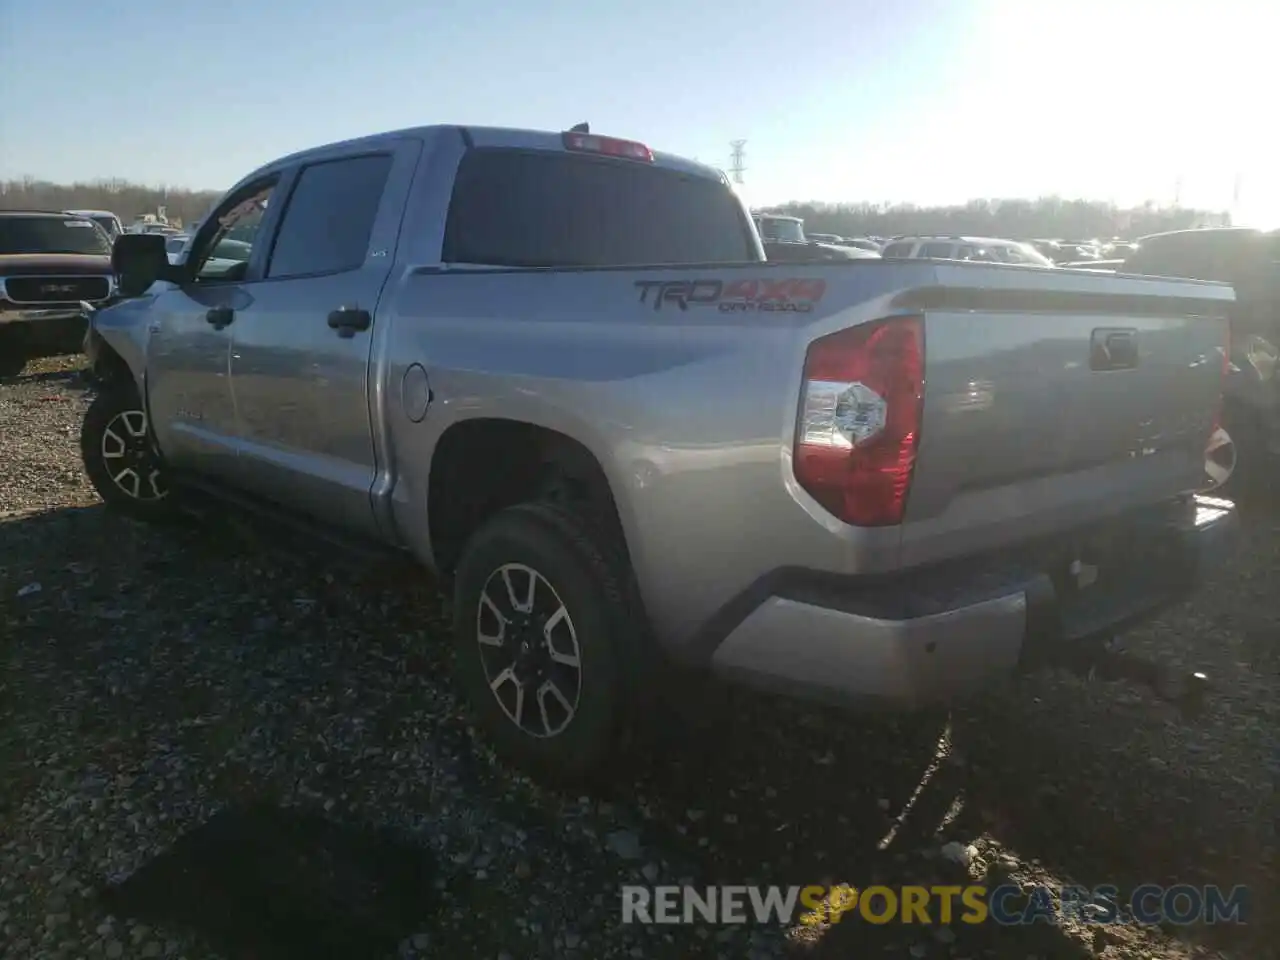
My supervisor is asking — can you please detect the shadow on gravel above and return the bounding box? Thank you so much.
[0,367,88,386]
[3,498,1273,960]
[99,803,437,960]
[616,683,1273,958]
[617,697,1099,958]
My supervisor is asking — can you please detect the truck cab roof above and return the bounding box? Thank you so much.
[255,124,728,188]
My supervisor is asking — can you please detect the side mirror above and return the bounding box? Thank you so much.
[111,233,177,297]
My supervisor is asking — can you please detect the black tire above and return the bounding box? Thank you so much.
[80,384,178,522]
[0,330,27,378]
[1207,401,1270,503]
[1202,423,1239,497]
[452,501,631,781]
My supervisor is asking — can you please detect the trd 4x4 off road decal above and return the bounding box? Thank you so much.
[634,278,827,313]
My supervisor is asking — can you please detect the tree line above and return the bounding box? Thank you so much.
[756,197,1228,241]
[0,177,1227,242]
[0,178,222,230]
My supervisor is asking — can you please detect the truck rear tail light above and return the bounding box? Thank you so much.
[562,131,654,162]
[794,315,924,527]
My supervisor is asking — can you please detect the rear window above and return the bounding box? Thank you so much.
[920,242,953,259]
[0,216,111,256]
[443,149,754,267]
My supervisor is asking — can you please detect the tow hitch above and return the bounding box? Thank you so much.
[1061,640,1210,719]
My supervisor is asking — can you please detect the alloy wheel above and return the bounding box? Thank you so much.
[1203,425,1236,492]
[100,409,168,501]
[475,562,582,738]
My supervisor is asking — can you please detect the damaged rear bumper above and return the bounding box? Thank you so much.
[706,495,1238,711]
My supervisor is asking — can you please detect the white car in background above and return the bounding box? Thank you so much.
[880,235,1055,266]
[164,234,191,264]
[66,209,125,241]
[163,234,252,277]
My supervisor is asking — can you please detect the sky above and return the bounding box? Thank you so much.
[2,0,1278,226]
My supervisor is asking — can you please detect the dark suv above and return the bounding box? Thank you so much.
[1122,227,1280,494]
[0,211,118,376]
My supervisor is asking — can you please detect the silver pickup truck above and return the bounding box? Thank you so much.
[82,123,1237,778]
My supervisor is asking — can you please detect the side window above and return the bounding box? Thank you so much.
[920,242,953,259]
[190,179,278,283]
[881,242,913,258]
[267,154,393,279]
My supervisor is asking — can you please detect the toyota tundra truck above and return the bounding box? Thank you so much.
[81,123,1237,778]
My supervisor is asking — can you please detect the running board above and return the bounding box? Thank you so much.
[169,474,407,567]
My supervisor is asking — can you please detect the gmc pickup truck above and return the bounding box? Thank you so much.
[1,210,119,376]
[82,123,1236,779]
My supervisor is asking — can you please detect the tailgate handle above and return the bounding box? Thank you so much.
[1091,327,1138,371]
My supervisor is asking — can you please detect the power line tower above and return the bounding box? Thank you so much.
[729,140,747,185]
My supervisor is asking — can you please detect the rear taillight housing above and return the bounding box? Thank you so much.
[793,315,924,527]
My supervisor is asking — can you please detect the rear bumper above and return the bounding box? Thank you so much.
[707,496,1238,708]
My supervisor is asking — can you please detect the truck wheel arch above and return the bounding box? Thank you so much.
[426,419,634,581]
[90,339,136,389]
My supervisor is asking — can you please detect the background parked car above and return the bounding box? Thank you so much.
[0,210,118,376]
[66,209,124,242]
[164,235,253,275]
[164,234,191,264]
[1120,226,1280,494]
[880,236,1055,266]
[753,214,880,262]
[839,237,883,253]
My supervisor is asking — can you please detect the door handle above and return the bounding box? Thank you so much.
[206,307,234,330]
[327,307,372,339]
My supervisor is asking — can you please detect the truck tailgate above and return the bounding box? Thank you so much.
[898,266,1231,566]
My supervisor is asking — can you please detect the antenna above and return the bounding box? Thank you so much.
[729,139,747,184]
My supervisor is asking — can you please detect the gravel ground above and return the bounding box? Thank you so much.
[1,355,1276,960]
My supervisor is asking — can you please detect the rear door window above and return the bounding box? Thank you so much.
[267,154,393,279]
[919,242,954,259]
[881,242,915,258]
[442,149,754,266]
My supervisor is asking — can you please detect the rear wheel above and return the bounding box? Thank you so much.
[80,384,177,522]
[452,502,630,781]
[1202,425,1238,495]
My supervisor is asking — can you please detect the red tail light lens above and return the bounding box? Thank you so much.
[562,131,654,162]
[794,315,924,527]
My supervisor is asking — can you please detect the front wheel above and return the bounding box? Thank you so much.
[1202,424,1238,495]
[80,385,177,522]
[452,502,631,782]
